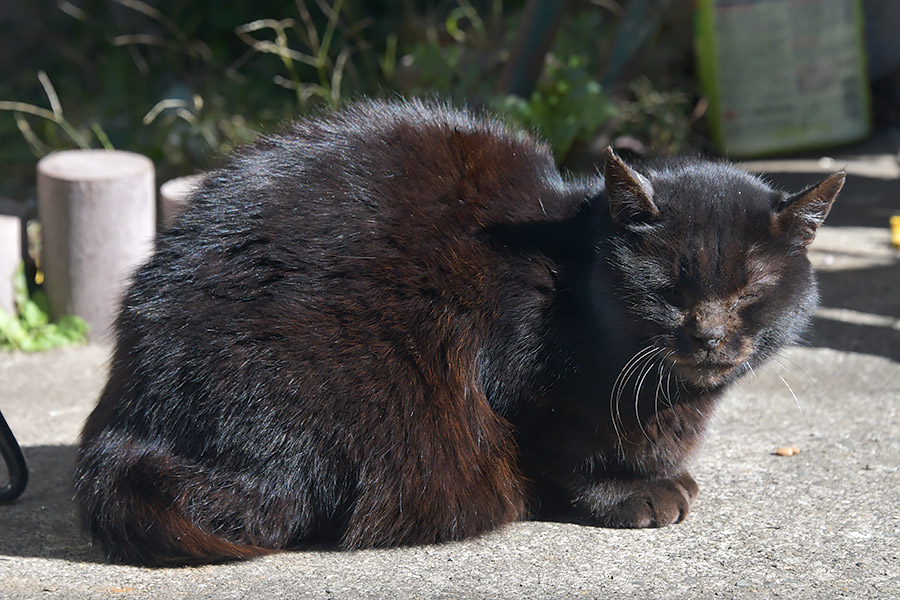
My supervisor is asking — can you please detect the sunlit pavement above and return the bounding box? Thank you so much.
[1,136,898,599]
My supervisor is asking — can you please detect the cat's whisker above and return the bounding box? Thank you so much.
[619,347,662,404]
[633,348,664,442]
[664,354,677,407]
[610,344,661,448]
[771,357,803,413]
[610,349,650,448]
[611,345,658,420]
[772,352,825,403]
[652,352,669,439]
[746,362,757,379]
[661,351,677,407]
[649,351,681,444]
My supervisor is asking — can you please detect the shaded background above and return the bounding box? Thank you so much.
[0,0,753,199]
[3,1,900,195]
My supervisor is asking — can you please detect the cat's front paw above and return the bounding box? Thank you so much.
[579,473,699,528]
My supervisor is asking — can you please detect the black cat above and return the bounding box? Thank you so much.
[74,100,843,565]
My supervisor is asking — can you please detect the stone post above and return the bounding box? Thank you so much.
[0,207,22,316]
[159,173,203,230]
[37,150,156,342]
[0,197,35,317]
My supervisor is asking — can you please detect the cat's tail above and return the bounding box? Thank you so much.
[74,431,274,566]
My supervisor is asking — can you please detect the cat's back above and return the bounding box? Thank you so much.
[103,101,589,427]
[143,101,577,310]
[186,100,570,238]
[134,102,588,322]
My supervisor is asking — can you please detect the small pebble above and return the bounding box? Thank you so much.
[775,446,800,456]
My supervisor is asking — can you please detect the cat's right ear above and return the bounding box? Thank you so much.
[603,147,660,225]
[773,171,845,247]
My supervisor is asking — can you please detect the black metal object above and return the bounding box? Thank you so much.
[0,409,27,502]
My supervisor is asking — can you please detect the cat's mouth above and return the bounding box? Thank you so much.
[662,334,755,390]
[668,357,741,389]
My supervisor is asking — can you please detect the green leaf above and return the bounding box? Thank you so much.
[21,298,49,328]
[1,261,89,352]
[31,288,51,315]
[31,327,72,350]
[0,308,27,348]
[55,315,89,341]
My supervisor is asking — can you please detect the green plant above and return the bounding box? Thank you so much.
[614,77,694,155]
[0,263,88,352]
[495,54,615,160]
[0,70,113,154]
[1,0,392,187]
[395,0,505,100]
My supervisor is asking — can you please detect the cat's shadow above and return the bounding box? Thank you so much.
[4,445,523,566]
[0,445,592,566]
[0,445,108,563]
[0,445,354,565]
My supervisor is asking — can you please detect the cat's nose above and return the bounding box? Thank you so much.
[684,308,727,353]
[692,332,724,351]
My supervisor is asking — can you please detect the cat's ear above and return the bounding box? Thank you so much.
[603,147,660,225]
[773,172,845,246]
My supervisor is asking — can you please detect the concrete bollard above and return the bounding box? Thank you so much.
[0,210,22,316]
[159,173,203,230]
[38,150,156,342]
[0,198,31,317]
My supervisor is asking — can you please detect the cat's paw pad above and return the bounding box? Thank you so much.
[594,473,698,529]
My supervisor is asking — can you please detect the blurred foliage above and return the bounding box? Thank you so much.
[0,263,88,352]
[496,55,616,160]
[0,0,702,198]
[616,77,695,154]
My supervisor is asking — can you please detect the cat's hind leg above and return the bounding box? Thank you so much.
[336,376,528,549]
[74,430,275,566]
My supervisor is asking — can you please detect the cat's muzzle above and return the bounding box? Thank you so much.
[668,335,752,390]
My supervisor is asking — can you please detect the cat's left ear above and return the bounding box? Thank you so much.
[773,172,846,246]
[603,147,660,225]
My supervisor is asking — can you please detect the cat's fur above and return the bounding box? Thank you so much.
[74,100,843,566]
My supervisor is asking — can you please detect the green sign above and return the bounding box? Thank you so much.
[696,0,871,157]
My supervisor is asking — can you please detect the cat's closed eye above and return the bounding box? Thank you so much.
[661,287,688,308]
[728,293,758,310]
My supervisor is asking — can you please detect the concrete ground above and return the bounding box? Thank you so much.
[1,138,898,599]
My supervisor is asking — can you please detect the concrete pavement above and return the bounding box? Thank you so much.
[0,136,898,599]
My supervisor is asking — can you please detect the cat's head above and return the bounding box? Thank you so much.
[601,148,844,391]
